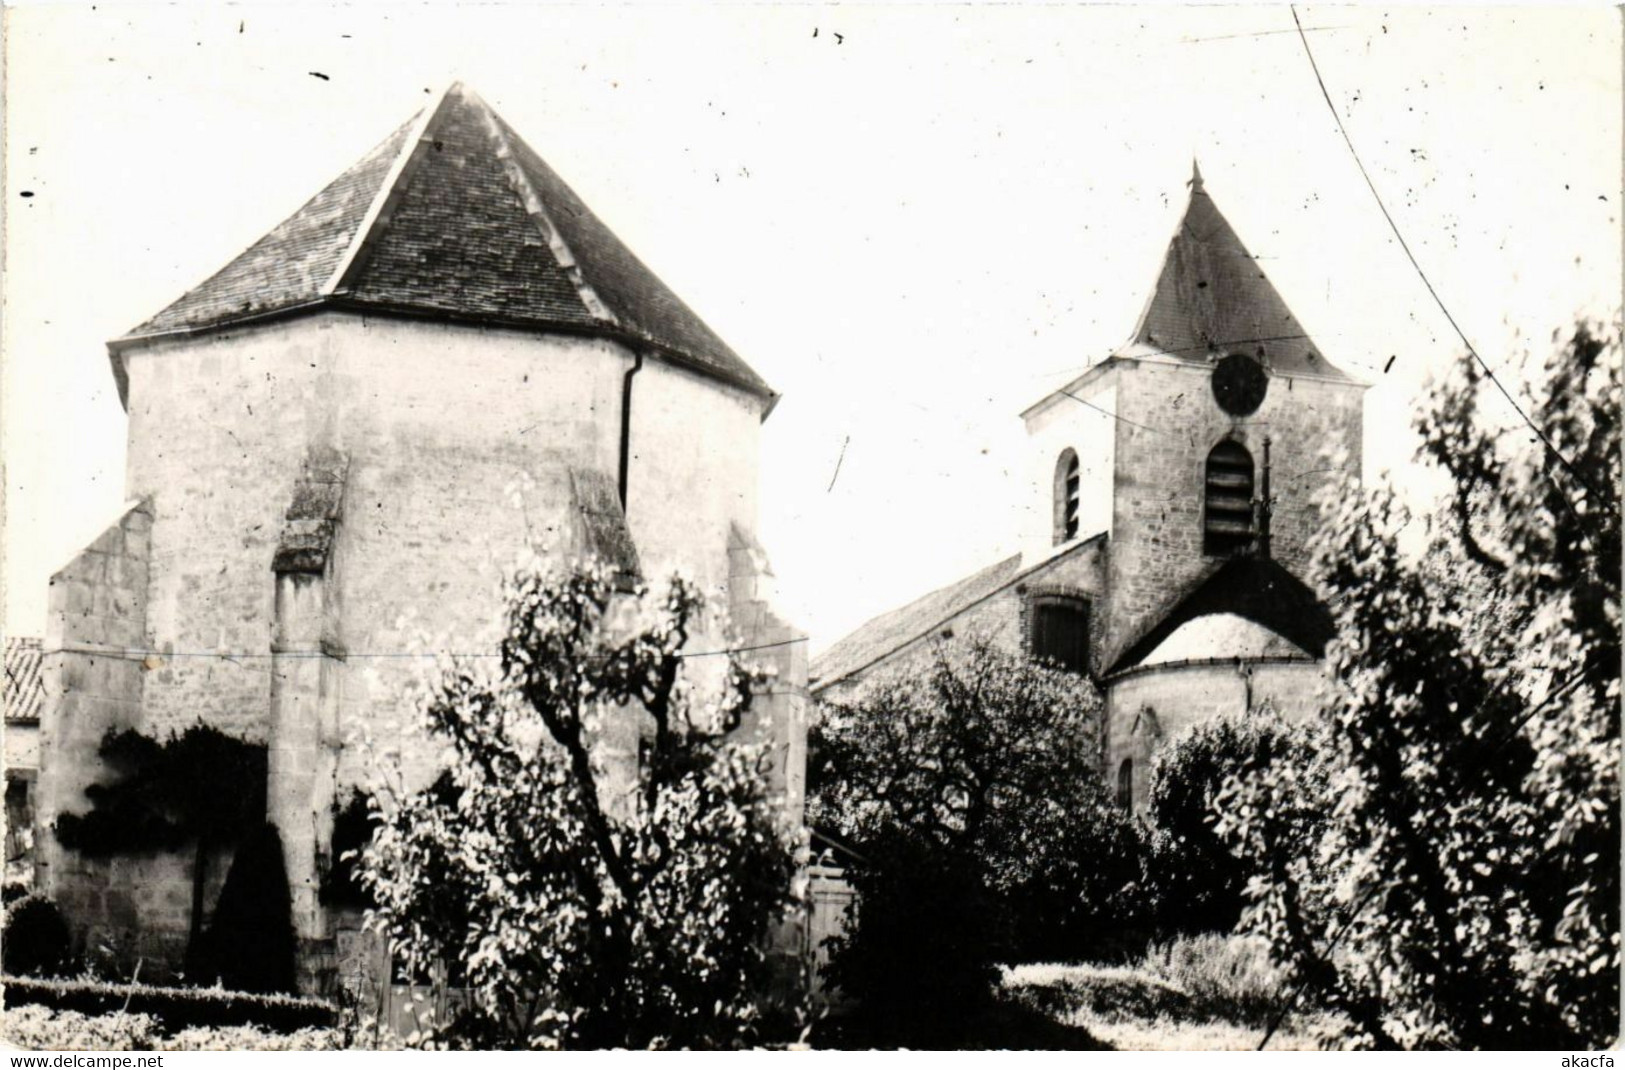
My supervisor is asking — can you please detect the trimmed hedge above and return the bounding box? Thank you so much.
[0,1005,345,1050]
[0,976,336,1034]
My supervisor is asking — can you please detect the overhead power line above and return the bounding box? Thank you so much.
[1287,5,1599,505]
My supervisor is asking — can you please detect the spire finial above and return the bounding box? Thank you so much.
[1189,158,1205,194]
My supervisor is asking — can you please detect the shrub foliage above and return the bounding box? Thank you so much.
[1138,934,1286,1027]
[356,560,803,1050]
[1145,709,1326,937]
[812,637,1144,1039]
[1217,321,1621,1048]
[0,975,335,1034]
[320,788,377,909]
[2,895,73,978]
[0,1005,344,1051]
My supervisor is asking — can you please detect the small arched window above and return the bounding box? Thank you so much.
[1053,449,1081,545]
[1116,758,1134,810]
[1204,440,1255,557]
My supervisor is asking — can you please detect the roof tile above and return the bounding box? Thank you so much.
[134,117,416,335]
[4,637,44,724]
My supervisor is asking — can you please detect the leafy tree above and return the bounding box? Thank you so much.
[812,636,1144,1037]
[54,725,268,980]
[1145,708,1326,938]
[356,560,804,1050]
[1217,321,1620,1049]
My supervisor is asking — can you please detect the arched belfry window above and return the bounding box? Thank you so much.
[1116,758,1134,810]
[1053,449,1081,545]
[1204,440,1255,557]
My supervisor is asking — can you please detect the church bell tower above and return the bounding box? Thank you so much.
[1022,164,1367,670]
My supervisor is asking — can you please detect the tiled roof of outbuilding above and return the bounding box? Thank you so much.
[1127,164,1355,382]
[4,637,44,724]
[115,83,772,405]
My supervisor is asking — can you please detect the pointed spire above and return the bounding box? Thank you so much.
[1124,166,1354,382]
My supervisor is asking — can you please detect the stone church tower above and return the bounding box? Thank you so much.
[36,83,806,988]
[813,165,1366,814]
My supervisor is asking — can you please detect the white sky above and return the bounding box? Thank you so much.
[3,3,1620,654]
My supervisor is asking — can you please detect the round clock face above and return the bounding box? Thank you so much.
[1212,353,1268,416]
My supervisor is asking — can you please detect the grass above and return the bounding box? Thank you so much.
[1001,935,1345,1051]
[812,935,1342,1050]
[809,989,1111,1050]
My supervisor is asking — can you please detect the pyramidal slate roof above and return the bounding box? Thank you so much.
[112,83,772,406]
[1124,163,1354,382]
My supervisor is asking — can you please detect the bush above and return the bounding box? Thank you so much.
[0,1004,342,1050]
[824,832,1000,1045]
[53,724,269,977]
[320,789,376,908]
[1221,322,1621,1048]
[1145,710,1326,937]
[0,1006,156,1050]
[813,637,1146,971]
[1007,801,1153,963]
[1139,934,1285,1026]
[2,895,72,977]
[0,975,336,1034]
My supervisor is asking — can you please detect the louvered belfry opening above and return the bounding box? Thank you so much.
[1204,440,1255,556]
[1053,449,1081,545]
[1064,457,1080,539]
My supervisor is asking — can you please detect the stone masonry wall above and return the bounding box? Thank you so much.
[1103,657,1325,815]
[627,357,763,596]
[123,322,329,743]
[105,311,781,987]
[1103,359,1363,668]
[32,500,210,972]
[318,317,630,798]
[728,525,808,812]
[1021,375,1117,556]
